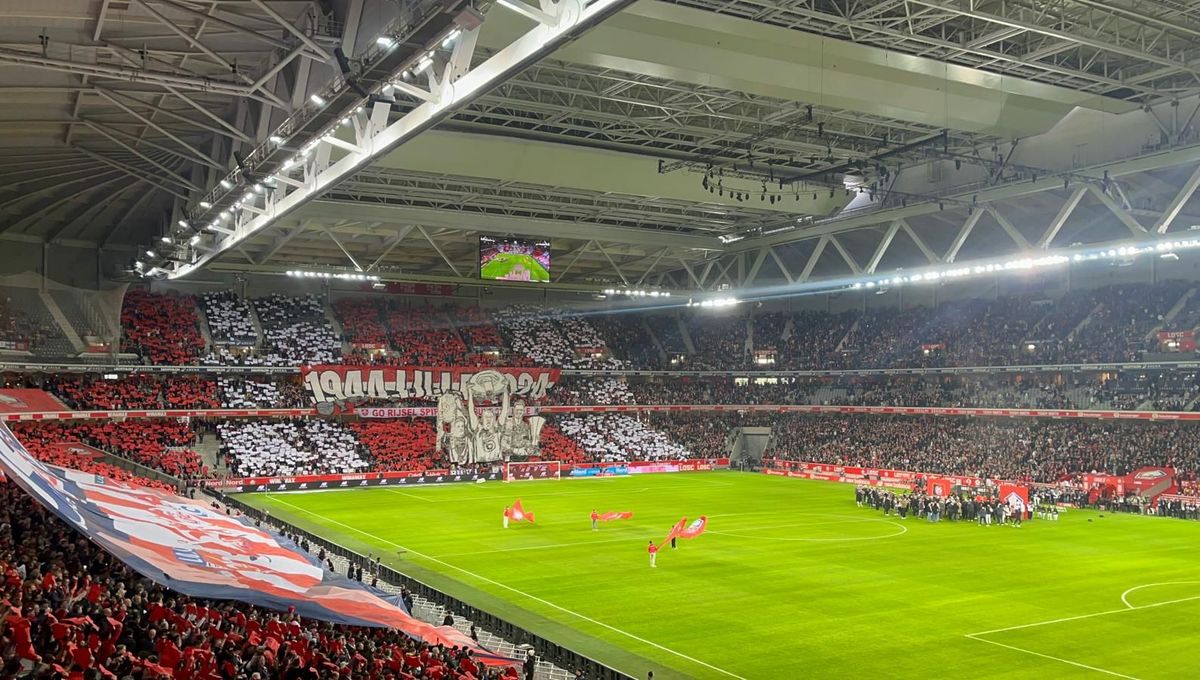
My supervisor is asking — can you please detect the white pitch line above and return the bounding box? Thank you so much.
[382,488,436,503]
[268,497,748,680]
[377,486,653,503]
[433,536,635,558]
[964,634,1140,680]
[708,518,909,542]
[1119,582,1200,609]
[967,594,1200,637]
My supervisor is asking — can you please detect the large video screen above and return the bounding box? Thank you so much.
[479,236,551,283]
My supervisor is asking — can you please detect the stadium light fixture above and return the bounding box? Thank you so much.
[687,297,739,308]
[146,250,156,258]
[160,236,171,244]
[286,269,381,281]
[377,36,396,49]
[269,135,284,144]
[219,179,233,189]
[602,288,670,298]
[198,201,211,209]
[310,94,326,106]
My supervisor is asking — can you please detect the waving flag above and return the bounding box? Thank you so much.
[679,515,708,539]
[597,511,633,521]
[662,515,708,547]
[0,424,518,667]
[505,499,535,523]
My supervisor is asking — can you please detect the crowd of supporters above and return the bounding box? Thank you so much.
[334,298,390,348]
[553,414,691,461]
[0,481,519,680]
[252,295,342,366]
[386,307,472,366]
[87,278,1200,371]
[348,419,439,471]
[13,420,206,479]
[15,434,178,492]
[216,420,367,477]
[493,306,623,369]
[764,415,1200,483]
[0,292,62,352]
[200,291,257,347]
[44,375,219,411]
[120,291,206,365]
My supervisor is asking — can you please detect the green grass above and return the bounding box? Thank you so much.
[242,472,1200,679]
[481,253,550,282]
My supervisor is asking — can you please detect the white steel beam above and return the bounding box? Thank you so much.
[828,236,862,274]
[1155,165,1200,234]
[944,210,985,263]
[417,226,463,277]
[1088,184,1149,236]
[148,0,296,54]
[767,247,795,283]
[988,207,1034,250]
[0,47,249,98]
[365,225,415,271]
[635,247,670,285]
[249,0,333,62]
[557,241,594,278]
[744,247,771,285]
[324,227,365,271]
[170,0,636,279]
[78,126,201,193]
[865,220,901,273]
[594,241,630,285]
[1037,186,1087,249]
[898,219,941,264]
[799,236,829,282]
[255,223,311,265]
[88,93,224,169]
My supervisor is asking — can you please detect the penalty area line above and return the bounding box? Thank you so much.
[967,594,1200,636]
[268,497,749,680]
[963,634,1139,680]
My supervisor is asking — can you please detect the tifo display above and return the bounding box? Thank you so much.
[3,279,1200,680]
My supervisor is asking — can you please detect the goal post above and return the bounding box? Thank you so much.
[504,460,563,482]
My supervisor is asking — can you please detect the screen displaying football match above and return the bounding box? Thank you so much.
[479,236,551,283]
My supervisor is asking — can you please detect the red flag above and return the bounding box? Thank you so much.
[597,511,633,521]
[677,516,707,539]
[505,499,535,524]
[662,516,688,545]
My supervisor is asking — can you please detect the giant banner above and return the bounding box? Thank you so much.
[0,424,516,665]
[301,365,560,404]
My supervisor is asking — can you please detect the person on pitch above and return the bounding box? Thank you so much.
[670,536,677,550]
[591,509,600,531]
[503,506,510,529]
[647,540,658,568]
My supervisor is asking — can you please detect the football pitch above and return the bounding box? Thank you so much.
[481,253,550,282]
[242,472,1200,679]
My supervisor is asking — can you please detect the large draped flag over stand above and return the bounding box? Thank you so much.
[597,511,633,521]
[660,515,707,548]
[505,499,535,524]
[0,424,518,667]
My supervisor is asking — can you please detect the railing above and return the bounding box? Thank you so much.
[98,453,187,492]
[211,491,632,680]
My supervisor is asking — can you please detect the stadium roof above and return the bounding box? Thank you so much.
[5,0,1200,292]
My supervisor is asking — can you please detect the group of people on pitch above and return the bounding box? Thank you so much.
[856,486,1025,526]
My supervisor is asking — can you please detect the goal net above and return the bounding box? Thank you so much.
[504,461,563,482]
